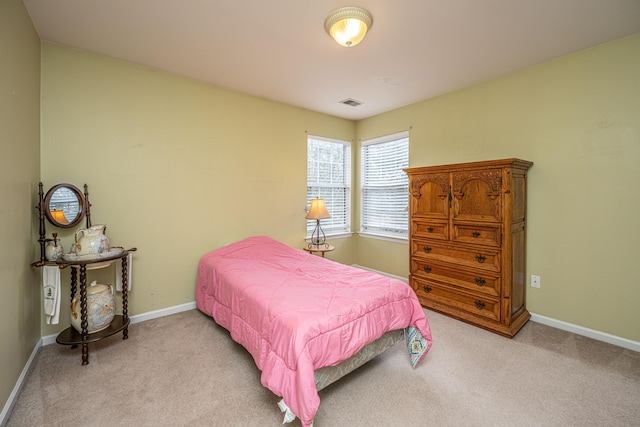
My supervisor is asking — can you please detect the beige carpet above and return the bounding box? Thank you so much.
[7,309,640,426]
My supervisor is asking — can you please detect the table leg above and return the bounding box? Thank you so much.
[79,265,89,365]
[70,267,78,350]
[121,255,129,340]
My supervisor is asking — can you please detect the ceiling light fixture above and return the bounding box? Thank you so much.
[324,7,373,47]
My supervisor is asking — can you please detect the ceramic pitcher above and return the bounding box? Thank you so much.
[74,224,110,256]
[45,233,63,261]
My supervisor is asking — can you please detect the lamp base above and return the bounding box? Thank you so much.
[308,220,327,248]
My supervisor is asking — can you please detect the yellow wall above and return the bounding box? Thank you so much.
[39,43,356,336]
[0,0,42,415]
[356,33,640,342]
[36,33,640,343]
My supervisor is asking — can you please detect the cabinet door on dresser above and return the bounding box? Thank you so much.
[451,168,503,247]
[409,172,450,241]
[451,169,502,223]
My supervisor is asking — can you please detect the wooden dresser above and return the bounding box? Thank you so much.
[404,158,533,337]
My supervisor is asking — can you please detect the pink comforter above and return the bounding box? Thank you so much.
[196,236,432,426]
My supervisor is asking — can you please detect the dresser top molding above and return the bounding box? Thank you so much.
[404,158,533,175]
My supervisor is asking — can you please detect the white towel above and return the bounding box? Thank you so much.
[43,265,61,325]
[115,252,133,291]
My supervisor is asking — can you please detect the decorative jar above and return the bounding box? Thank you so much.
[70,280,116,333]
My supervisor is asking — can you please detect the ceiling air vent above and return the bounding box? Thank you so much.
[339,98,363,107]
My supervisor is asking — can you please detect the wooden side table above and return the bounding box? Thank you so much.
[304,244,334,258]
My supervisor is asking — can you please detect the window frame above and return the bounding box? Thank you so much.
[360,130,409,242]
[306,135,352,238]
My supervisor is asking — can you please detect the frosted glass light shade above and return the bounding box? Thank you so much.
[324,7,373,47]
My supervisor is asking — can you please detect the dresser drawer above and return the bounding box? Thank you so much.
[411,277,500,322]
[452,223,501,247]
[411,220,448,241]
[411,258,500,297]
[411,239,501,272]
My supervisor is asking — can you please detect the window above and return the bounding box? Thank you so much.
[360,131,409,239]
[307,136,351,237]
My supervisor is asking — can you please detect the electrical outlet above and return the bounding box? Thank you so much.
[531,275,541,288]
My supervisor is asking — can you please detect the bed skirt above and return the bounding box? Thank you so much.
[314,329,404,391]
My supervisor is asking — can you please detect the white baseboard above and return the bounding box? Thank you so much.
[351,264,408,283]
[0,338,42,427]
[128,301,197,325]
[529,312,640,352]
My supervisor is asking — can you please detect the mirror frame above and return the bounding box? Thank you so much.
[43,183,86,228]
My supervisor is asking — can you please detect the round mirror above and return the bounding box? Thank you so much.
[44,183,86,228]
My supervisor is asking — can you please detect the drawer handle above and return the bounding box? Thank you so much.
[423,246,432,253]
[475,277,486,286]
[423,285,432,293]
[472,231,480,238]
[474,300,485,310]
[423,265,432,273]
[427,227,434,233]
[475,254,486,263]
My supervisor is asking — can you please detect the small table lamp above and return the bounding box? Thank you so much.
[306,198,331,248]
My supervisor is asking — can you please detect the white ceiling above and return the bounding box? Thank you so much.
[23,0,640,120]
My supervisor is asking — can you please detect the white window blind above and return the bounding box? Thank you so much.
[361,131,409,238]
[307,136,351,236]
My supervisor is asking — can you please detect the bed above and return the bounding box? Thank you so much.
[196,236,432,426]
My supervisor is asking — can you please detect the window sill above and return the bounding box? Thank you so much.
[357,232,408,244]
[325,232,353,239]
[305,232,353,241]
